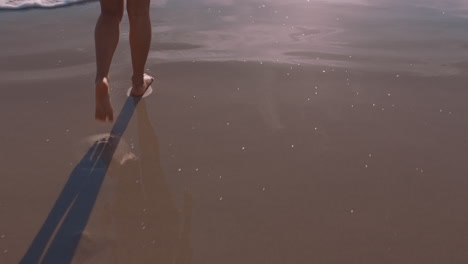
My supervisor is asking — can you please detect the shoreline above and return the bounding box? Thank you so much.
[2,0,468,263]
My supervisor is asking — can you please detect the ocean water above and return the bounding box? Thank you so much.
[1,0,468,77]
[0,0,94,9]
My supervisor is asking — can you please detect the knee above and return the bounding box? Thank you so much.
[127,6,150,20]
[101,7,124,22]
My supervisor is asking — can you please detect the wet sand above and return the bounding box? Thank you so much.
[2,0,468,263]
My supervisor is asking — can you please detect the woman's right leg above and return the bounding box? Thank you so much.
[94,0,124,122]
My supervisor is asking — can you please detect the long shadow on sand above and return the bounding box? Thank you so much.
[20,96,141,264]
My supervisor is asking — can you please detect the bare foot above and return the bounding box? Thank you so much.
[131,73,154,97]
[95,78,114,122]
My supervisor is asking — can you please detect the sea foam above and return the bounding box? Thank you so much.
[0,0,94,9]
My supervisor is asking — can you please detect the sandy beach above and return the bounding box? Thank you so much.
[1,0,468,263]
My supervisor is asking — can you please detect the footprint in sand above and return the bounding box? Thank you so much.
[73,133,137,167]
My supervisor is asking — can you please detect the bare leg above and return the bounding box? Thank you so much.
[94,0,124,122]
[127,0,154,97]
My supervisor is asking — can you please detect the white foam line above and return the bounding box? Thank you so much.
[0,0,96,10]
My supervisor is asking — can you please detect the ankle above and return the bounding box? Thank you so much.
[95,76,108,85]
[132,74,144,86]
[95,78,110,95]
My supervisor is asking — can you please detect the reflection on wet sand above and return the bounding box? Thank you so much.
[107,100,192,264]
